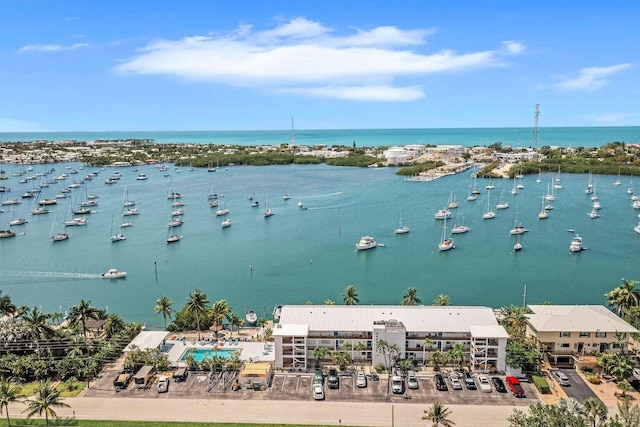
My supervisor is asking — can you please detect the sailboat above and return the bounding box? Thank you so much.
[8,204,27,226]
[544,180,556,201]
[447,191,459,209]
[482,190,495,219]
[509,205,528,235]
[614,168,621,186]
[585,172,594,194]
[510,175,518,195]
[536,169,541,183]
[450,212,470,234]
[264,194,274,217]
[469,174,481,198]
[496,190,509,210]
[122,186,135,207]
[513,233,522,252]
[110,214,126,242]
[215,202,229,216]
[50,214,69,242]
[394,217,410,234]
[553,166,563,189]
[207,160,218,172]
[538,195,549,219]
[438,215,455,251]
[166,210,182,243]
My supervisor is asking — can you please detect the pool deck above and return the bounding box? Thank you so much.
[165,335,275,366]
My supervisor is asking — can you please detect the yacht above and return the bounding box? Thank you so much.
[569,235,584,253]
[264,208,274,217]
[0,229,16,238]
[111,233,126,242]
[509,224,528,235]
[31,207,50,215]
[221,218,231,228]
[355,236,377,251]
[64,217,86,226]
[123,208,139,216]
[394,225,410,234]
[215,208,229,216]
[136,173,148,180]
[51,232,69,242]
[168,218,183,228]
[120,222,133,228]
[9,218,28,226]
[101,268,127,279]
[245,310,258,324]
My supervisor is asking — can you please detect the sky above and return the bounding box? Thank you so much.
[0,0,638,131]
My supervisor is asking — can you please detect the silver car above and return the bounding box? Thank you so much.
[356,371,367,388]
[449,374,463,390]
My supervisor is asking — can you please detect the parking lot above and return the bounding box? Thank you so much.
[87,367,537,407]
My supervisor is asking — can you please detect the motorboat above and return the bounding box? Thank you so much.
[245,310,258,324]
[251,201,259,207]
[297,201,304,208]
[282,195,290,200]
[221,218,231,228]
[569,235,584,253]
[73,207,92,215]
[0,229,16,238]
[166,234,182,243]
[101,268,127,279]
[136,173,148,180]
[355,236,377,251]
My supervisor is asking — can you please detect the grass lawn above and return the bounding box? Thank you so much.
[15,380,85,398]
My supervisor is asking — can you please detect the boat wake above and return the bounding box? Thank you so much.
[298,191,344,199]
[1,270,102,280]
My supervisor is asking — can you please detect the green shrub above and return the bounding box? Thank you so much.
[532,375,550,394]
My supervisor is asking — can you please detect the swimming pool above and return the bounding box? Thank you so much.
[180,348,238,362]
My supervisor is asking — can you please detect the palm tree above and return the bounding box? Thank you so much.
[433,294,451,306]
[323,299,335,305]
[499,305,528,337]
[0,291,17,318]
[583,397,607,427]
[153,296,174,330]
[67,299,102,340]
[209,299,231,334]
[185,289,209,340]
[401,287,421,306]
[21,306,55,341]
[103,313,126,338]
[448,343,466,368]
[376,340,399,395]
[23,380,70,426]
[605,278,640,317]
[229,313,243,335]
[342,285,359,305]
[0,378,22,427]
[422,401,455,426]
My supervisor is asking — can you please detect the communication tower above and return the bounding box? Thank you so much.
[532,104,539,150]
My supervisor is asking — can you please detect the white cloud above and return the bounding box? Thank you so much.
[115,18,524,102]
[553,64,631,91]
[18,43,89,53]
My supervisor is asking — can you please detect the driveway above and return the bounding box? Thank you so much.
[556,368,599,403]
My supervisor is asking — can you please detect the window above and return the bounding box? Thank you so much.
[559,332,571,338]
[579,332,590,338]
[561,343,570,348]
[595,331,606,338]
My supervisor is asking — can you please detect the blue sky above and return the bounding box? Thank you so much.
[0,1,638,131]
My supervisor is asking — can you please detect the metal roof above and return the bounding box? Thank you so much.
[124,331,169,352]
[526,305,638,333]
[278,305,503,334]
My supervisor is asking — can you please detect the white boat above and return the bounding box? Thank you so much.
[111,233,126,242]
[122,186,135,207]
[136,172,148,180]
[569,234,584,252]
[64,217,86,227]
[614,168,621,186]
[588,208,600,219]
[485,181,495,190]
[633,200,640,209]
[9,217,27,226]
[264,208,273,217]
[221,218,231,228]
[592,201,601,210]
[297,201,304,208]
[209,200,219,208]
[434,209,452,220]
[544,181,556,201]
[216,202,229,216]
[171,209,184,216]
[466,194,477,201]
[635,223,640,234]
[251,201,259,207]
[245,310,258,324]
[496,191,509,210]
[167,192,181,200]
[513,233,522,252]
[168,218,183,227]
[482,191,495,219]
[166,234,182,243]
[438,215,455,251]
[80,199,97,207]
[510,176,518,195]
[450,213,469,234]
[171,201,185,207]
[447,191,458,209]
[123,208,139,216]
[538,195,548,219]
[1,198,21,206]
[394,217,409,234]
[50,214,69,242]
[536,169,541,183]
[121,222,133,228]
[101,268,127,279]
[355,236,377,251]
[0,229,16,238]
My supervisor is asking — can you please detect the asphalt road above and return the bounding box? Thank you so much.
[557,368,599,403]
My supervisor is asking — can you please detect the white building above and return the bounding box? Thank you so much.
[272,305,508,373]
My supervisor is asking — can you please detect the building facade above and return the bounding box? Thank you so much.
[272,305,508,373]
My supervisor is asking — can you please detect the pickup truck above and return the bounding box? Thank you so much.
[113,371,132,390]
[505,375,526,398]
[327,369,339,389]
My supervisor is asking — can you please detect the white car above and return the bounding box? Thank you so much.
[157,376,169,393]
[356,371,367,388]
[477,375,492,393]
[313,383,325,400]
[449,374,463,390]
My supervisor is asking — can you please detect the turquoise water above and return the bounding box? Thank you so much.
[1,127,640,329]
[180,348,238,362]
[1,126,639,147]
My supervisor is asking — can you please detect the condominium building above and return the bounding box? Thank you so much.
[272,305,509,372]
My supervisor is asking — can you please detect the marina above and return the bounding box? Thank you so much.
[1,139,640,328]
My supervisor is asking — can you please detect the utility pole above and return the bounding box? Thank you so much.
[523,283,527,308]
[532,104,539,150]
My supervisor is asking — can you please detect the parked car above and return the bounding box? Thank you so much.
[157,376,169,393]
[505,375,526,398]
[391,375,405,394]
[478,375,492,393]
[407,371,419,389]
[435,373,448,391]
[356,370,367,388]
[552,370,571,386]
[113,370,133,391]
[313,383,325,400]
[463,371,477,390]
[327,369,339,389]
[491,376,507,393]
[314,369,324,385]
[449,374,463,390]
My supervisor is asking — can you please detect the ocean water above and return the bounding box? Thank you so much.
[1,159,639,330]
[1,126,639,147]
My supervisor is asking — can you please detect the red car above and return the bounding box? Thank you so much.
[505,376,526,398]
